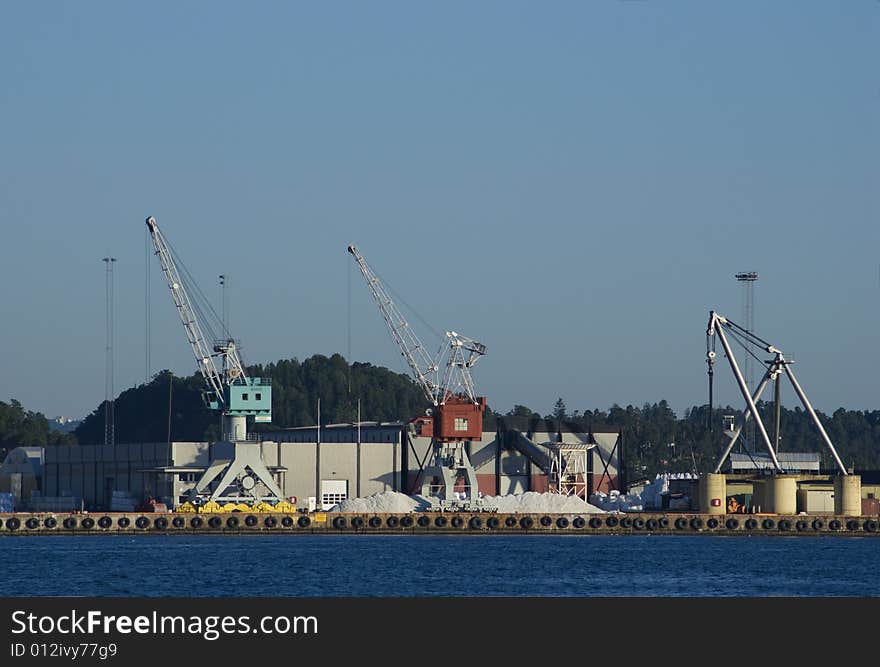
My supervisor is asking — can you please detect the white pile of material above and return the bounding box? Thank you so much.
[327,490,605,513]
[590,472,697,512]
[481,492,605,514]
[328,491,431,513]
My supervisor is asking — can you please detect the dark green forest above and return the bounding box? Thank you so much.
[2,354,878,480]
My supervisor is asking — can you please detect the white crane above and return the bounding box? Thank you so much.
[348,245,491,510]
[706,310,847,475]
[146,216,284,506]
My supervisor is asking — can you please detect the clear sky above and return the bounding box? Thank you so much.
[1,2,877,422]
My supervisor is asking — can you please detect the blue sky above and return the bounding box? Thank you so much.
[1,2,877,421]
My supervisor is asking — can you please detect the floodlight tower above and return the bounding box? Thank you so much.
[735,272,758,447]
[103,257,117,447]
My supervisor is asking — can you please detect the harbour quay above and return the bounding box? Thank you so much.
[1,510,878,536]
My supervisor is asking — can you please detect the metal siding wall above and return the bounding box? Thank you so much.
[359,443,394,495]
[280,442,317,502]
[319,443,357,496]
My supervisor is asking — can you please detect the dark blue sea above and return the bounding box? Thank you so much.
[2,534,877,597]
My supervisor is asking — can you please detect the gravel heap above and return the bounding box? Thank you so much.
[328,490,605,514]
[328,491,431,513]
[482,491,605,514]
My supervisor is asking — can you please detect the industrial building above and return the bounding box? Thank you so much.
[34,418,623,512]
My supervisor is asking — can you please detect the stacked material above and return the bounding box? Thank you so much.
[0,492,14,512]
[109,490,137,512]
[28,495,82,512]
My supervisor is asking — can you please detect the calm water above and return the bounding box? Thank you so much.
[1,534,877,597]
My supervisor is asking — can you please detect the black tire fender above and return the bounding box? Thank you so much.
[297,516,311,528]
[725,518,739,530]
[98,516,113,529]
[116,516,130,529]
[190,517,203,529]
[386,516,399,528]
[400,515,414,528]
[208,517,222,529]
[25,517,40,530]
[368,516,382,528]
[417,515,431,528]
[434,516,448,528]
[556,517,570,529]
[264,516,278,528]
[350,516,364,529]
[588,517,603,529]
[135,516,150,529]
[244,515,258,527]
[81,517,95,529]
[539,515,552,527]
[520,516,534,529]
[6,517,21,530]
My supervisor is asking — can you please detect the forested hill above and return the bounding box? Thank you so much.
[0,400,76,451]
[73,354,431,445]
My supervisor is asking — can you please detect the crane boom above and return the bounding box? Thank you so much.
[146,216,227,404]
[347,245,439,405]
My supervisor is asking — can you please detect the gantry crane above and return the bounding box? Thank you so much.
[348,245,491,510]
[146,216,285,506]
[705,310,847,475]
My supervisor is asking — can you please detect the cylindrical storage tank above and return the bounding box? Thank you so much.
[768,476,797,515]
[699,474,726,515]
[834,475,861,516]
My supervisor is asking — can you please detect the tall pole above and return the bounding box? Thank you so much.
[103,257,117,447]
[145,228,151,383]
[219,274,228,336]
[735,272,758,449]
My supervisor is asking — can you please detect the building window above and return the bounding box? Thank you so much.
[178,472,197,482]
[255,393,262,401]
[454,417,469,431]
[242,393,249,400]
